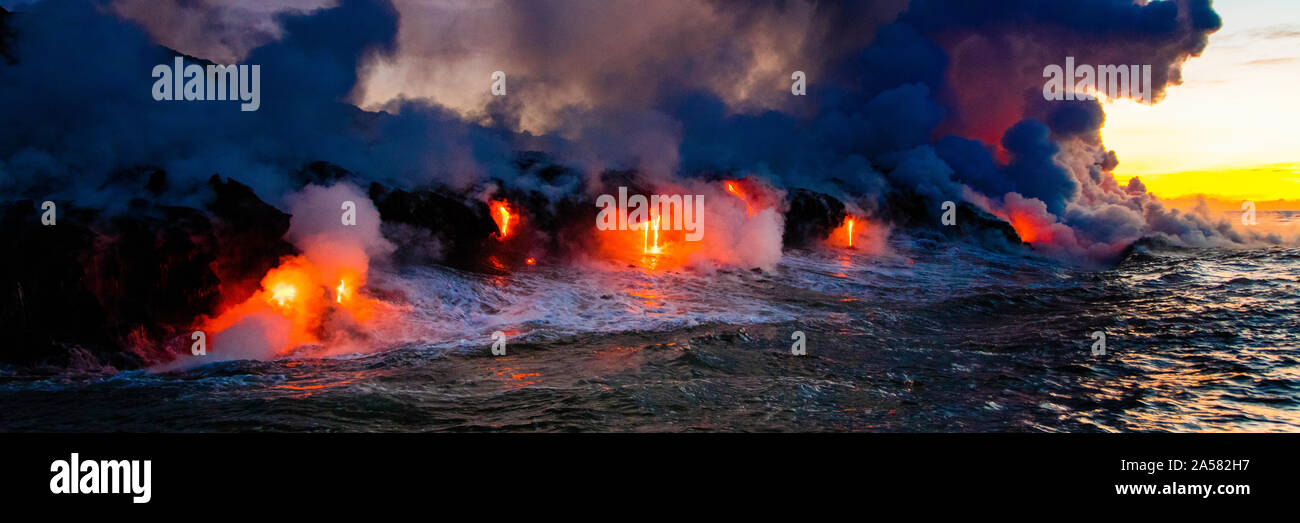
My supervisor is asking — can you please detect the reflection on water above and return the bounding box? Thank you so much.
[1,232,1297,432]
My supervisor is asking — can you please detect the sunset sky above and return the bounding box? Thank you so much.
[1103,0,1299,202]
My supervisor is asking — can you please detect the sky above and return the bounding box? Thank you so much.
[1,0,1292,204]
[1102,0,1300,201]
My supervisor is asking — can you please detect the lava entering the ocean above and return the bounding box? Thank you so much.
[643,216,664,255]
[830,216,857,248]
[199,255,382,359]
[726,181,753,217]
[491,200,514,239]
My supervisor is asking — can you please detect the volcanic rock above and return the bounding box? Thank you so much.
[369,182,499,270]
[0,200,111,368]
[782,189,847,249]
[877,189,1024,247]
[206,174,295,304]
[0,173,296,370]
[0,6,15,66]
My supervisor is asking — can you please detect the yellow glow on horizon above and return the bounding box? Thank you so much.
[1100,0,1298,202]
[1131,162,1300,201]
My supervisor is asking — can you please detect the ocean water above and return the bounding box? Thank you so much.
[1,222,1298,432]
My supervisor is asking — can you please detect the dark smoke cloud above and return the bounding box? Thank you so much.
[0,0,1271,268]
[0,0,516,209]
[110,0,334,64]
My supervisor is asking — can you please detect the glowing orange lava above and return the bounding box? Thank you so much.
[491,200,513,239]
[725,181,753,216]
[829,215,858,248]
[1006,211,1051,244]
[595,214,691,270]
[643,216,663,255]
[270,282,297,307]
[201,255,380,357]
[203,257,324,351]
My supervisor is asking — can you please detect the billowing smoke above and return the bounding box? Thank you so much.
[2,0,1252,260]
[189,183,392,364]
[0,0,511,206]
[0,0,1279,367]
[901,0,1265,259]
[109,0,334,65]
[285,182,393,288]
[206,311,290,363]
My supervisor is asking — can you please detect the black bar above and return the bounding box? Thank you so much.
[0,433,1290,511]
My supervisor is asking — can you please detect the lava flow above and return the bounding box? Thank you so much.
[336,279,349,303]
[491,200,514,239]
[195,184,393,359]
[725,181,753,217]
[591,179,789,271]
[201,256,327,353]
[199,255,381,358]
[595,211,688,270]
[643,216,663,255]
[829,215,864,249]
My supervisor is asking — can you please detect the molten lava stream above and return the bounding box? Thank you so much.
[1006,210,1050,245]
[200,255,378,357]
[491,200,514,239]
[643,216,663,255]
[201,257,323,353]
[725,181,753,216]
[595,215,693,270]
[830,215,857,248]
